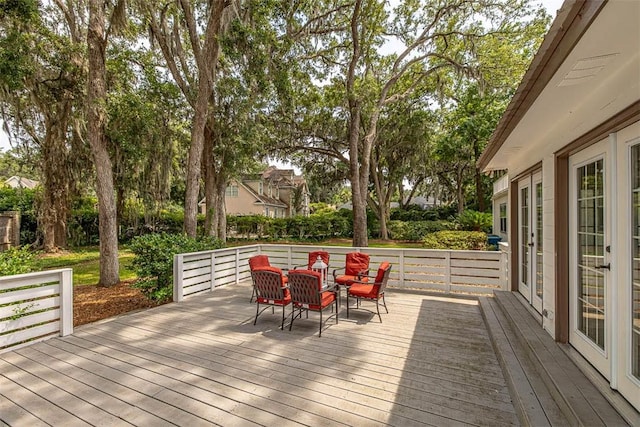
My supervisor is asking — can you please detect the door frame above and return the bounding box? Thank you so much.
[516,172,543,313]
[568,139,612,379]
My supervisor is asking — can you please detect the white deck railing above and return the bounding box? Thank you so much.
[174,244,508,301]
[0,269,73,353]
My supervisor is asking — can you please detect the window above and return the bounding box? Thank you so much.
[258,182,263,195]
[226,185,238,197]
[499,203,507,233]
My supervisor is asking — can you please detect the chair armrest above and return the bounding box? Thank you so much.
[357,268,369,279]
[332,267,346,279]
[349,273,376,286]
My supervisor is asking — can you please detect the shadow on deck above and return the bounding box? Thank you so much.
[0,282,635,426]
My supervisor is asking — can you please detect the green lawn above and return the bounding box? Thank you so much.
[35,247,137,286]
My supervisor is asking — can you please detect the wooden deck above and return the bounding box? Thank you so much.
[0,283,518,426]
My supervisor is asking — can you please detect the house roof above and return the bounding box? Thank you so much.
[4,176,39,189]
[478,0,640,172]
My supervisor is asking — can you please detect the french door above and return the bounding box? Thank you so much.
[614,125,640,410]
[518,172,543,313]
[569,141,611,378]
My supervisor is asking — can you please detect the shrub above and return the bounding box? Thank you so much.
[422,231,488,250]
[388,220,453,241]
[456,210,492,232]
[129,233,223,302]
[0,246,37,275]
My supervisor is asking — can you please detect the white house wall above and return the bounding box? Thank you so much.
[542,154,556,338]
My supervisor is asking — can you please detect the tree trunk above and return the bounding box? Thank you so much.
[203,124,215,236]
[182,0,226,237]
[456,165,465,215]
[349,105,368,247]
[87,0,119,286]
[215,178,227,243]
[41,102,72,252]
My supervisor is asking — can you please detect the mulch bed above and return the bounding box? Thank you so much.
[73,281,165,327]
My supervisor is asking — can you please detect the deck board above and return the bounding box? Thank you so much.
[1,282,518,426]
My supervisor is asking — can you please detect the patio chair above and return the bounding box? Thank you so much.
[287,269,338,337]
[333,252,370,286]
[251,267,291,330]
[346,262,391,322]
[248,255,287,302]
[294,250,330,270]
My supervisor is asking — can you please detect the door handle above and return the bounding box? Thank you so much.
[594,263,611,270]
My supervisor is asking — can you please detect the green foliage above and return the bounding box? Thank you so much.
[390,205,457,222]
[422,231,488,251]
[456,210,493,232]
[0,246,36,275]
[0,186,35,211]
[388,220,453,241]
[129,233,223,302]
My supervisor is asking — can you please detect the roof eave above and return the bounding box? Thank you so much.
[478,0,607,172]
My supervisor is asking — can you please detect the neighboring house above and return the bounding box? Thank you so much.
[4,176,39,189]
[200,166,310,218]
[479,0,639,411]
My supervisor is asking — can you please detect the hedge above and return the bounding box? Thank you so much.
[422,231,488,250]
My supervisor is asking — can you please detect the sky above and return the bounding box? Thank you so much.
[0,0,565,153]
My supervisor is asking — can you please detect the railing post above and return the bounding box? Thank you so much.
[399,250,405,288]
[444,251,451,294]
[59,269,73,336]
[174,254,184,302]
[500,249,509,290]
[235,248,240,284]
[210,252,216,291]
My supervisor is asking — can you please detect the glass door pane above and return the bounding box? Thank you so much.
[520,186,530,290]
[536,181,543,300]
[632,144,640,379]
[576,159,606,350]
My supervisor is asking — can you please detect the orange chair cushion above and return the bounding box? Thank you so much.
[345,252,370,276]
[257,294,291,305]
[295,290,335,310]
[249,255,270,270]
[348,283,379,299]
[375,262,391,283]
[335,274,368,286]
[308,251,330,268]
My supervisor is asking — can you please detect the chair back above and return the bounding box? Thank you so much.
[287,270,323,306]
[373,262,392,294]
[307,251,330,269]
[345,252,370,276]
[249,255,270,271]
[252,268,287,300]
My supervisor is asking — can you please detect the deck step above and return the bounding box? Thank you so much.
[480,292,631,426]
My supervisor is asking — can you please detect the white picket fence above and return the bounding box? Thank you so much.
[0,269,73,353]
[173,244,508,301]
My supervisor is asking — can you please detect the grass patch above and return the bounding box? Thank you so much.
[35,247,137,286]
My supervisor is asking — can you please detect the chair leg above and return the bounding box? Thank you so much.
[289,306,295,331]
[319,309,323,337]
[375,299,382,323]
[382,293,388,313]
[281,305,286,330]
[335,298,339,324]
[254,302,260,325]
[346,292,350,318]
[250,287,256,303]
